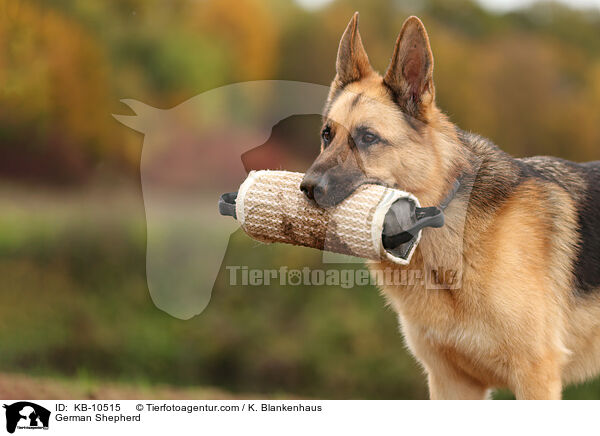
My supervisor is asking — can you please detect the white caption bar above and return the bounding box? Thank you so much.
[0,400,595,435]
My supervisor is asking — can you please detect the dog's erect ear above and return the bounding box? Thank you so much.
[334,12,373,86]
[384,16,435,121]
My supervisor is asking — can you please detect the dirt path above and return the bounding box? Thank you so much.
[0,373,249,400]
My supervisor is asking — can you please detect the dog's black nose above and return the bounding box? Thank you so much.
[300,178,315,200]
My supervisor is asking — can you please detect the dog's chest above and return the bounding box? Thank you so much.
[380,278,507,385]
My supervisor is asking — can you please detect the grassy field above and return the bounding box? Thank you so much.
[1,186,600,400]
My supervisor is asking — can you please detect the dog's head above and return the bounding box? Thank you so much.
[301,13,458,207]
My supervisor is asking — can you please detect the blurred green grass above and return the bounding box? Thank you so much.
[2,187,600,399]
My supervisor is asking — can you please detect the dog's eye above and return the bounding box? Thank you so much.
[321,126,332,145]
[361,133,379,146]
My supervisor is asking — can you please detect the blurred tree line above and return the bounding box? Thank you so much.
[0,0,600,184]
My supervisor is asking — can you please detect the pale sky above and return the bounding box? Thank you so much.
[477,0,600,10]
[295,0,600,11]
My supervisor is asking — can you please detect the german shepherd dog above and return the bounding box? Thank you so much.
[300,13,600,399]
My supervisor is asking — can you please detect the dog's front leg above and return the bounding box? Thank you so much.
[511,361,562,400]
[427,367,490,400]
[400,319,491,399]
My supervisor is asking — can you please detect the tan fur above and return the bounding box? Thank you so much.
[304,14,600,399]
[373,181,575,399]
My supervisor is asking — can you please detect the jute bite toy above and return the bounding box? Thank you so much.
[219,170,450,264]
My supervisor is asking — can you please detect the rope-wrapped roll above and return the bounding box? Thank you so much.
[220,170,445,265]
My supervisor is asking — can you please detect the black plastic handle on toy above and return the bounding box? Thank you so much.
[381,206,445,249]
[219,192,238,219]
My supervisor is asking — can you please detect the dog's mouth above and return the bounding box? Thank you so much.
[311,179,365,208]
[303,173,393,208]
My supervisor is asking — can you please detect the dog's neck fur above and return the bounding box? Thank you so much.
[407,125,523,286]
[456,129,522,212]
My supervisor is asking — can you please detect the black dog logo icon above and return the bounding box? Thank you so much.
[3,402,50,433]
